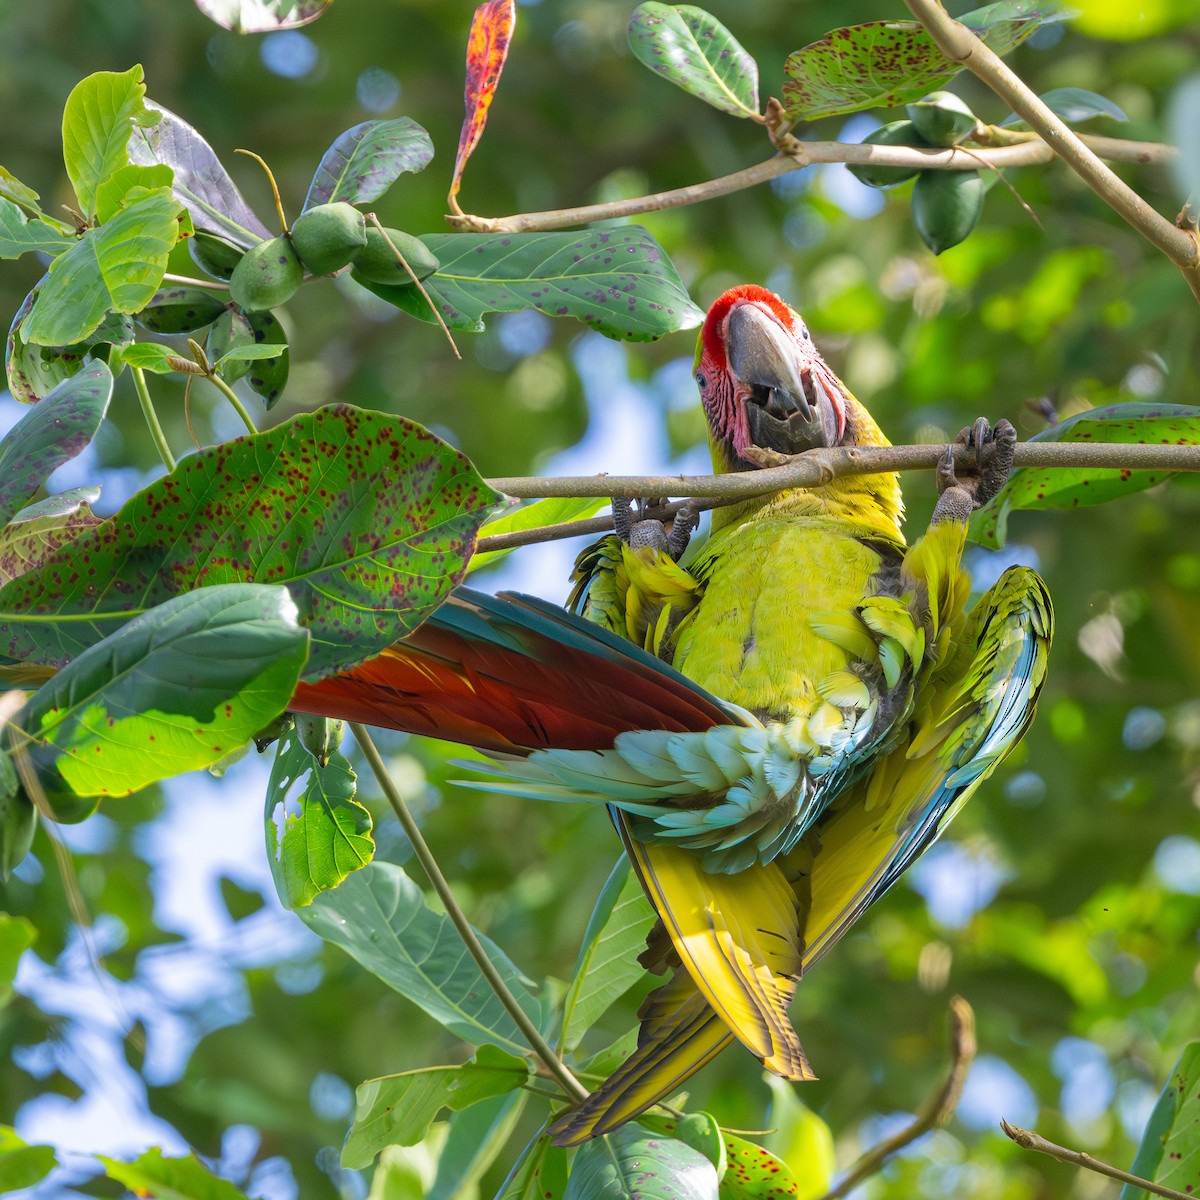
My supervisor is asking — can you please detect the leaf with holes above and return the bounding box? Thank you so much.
[364,227,703,341]
[130,102,273,246]
[782,2,1066,122]
[305,119,435,209]
[265,730,371,909]
[20,584,308,799]
[0,405,503,679]
[969,404,1200,548]
[628,3,760,119]
[0,489,102,589]
[450,0,516,205]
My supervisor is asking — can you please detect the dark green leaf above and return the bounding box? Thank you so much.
[0,754,37,882]
[365,227,703,342]
[100,1147,252,1199]
[782,2,1065,121]
[265,731,372,909]
[0,198,74,260]
[0,489,103,588]
[20,583,308,798]
[299,861,541,1057]
[305,118,435,209]
[495,1137,570,1200]
[134,285,228,334]
[0,405,501,677]
[0,914,35,1005]
[1120,1042,1200,1200]
[342,1046,530,1170]
[206,308,256,382]
[24,188,185,347]
[0,1126,57,1192]
[194,0,332,32]
[1001,86,1128,127]
[129,102,273,246]
[969,404,1200,548]
[469,496,608,574]
[243,310,289,409]
[0,360,112,526]
[61,65,159,220]
[627,4,760,119]
[565,1123,720,1200]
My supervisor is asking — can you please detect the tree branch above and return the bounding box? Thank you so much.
[1001,1120,1194,1200]
[818,996,976,1200]
[903,0,1200,303]
[486,440,1200,501]
[446,135,1173,234]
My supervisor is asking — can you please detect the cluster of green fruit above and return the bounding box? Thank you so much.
[848,91,986,256]
[195,202,441,312]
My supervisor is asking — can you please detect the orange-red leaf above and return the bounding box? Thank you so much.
[449,0,515,208]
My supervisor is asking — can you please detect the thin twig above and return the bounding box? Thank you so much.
[446,136,1173,234]
[130,367,176,472]
[206,372,259,436]
[903,0,1200,303]
[818,996,976,1200]
[487,440,1200,501]
[348,722,589,1104]
[1001,1120,1193,1199]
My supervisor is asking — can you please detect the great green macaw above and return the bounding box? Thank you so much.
[292,285,1052,1144]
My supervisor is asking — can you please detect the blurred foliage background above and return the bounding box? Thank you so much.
[2,0,1200,1196]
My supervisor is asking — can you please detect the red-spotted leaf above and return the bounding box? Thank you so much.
[361,226,704,342]
[129,102,274,246]
[969,404,1200,548]
[450,0,516,207]
[1120,1042,1200,1200]
[719,1134,806,1198]
[0,361,112,526]
[565,1124,719,1200]
[628,4,760,119]
[0,405,503,679]
[0,489,102,588]
[782,1,1065,122]
[20,583,309,799]
[305,119,435,209]
[194,0,331,31]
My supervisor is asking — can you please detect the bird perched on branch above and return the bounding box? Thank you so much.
[292,284,1052,1144]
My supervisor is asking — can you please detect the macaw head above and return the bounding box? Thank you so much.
[694,285,850,471]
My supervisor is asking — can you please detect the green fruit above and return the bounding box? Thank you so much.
[906,91,978,148]
[189,231,246,280]
[228,235,304,312]
[289,202,368,275]
[350,227,440,286]
[847,121,931,189]
[135,287,228,334]
[295,714,345,767]
[911,169,985,255]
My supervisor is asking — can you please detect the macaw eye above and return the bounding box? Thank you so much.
[694,371,707,391]
[798,324,811,340]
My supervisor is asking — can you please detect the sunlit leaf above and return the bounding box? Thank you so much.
[565,1123,719,1200]
[0,1126,57,1192]
[494,1136,570,1200]
[719,1133,807,1199]
[20,583,308,798]
[343,1046,530,1170]
[0,916,36,1008]
[24,188,185,347]
[762,1080,836,1200]
[1000,86,1128,127]
[265,731,372,909]
[194,0,332,31]
[0,168,43,213]
[639,1113,725,1175]
[0,489,103,589]
[93,163,176,224]
[0,361,111,526]
[469,496,607,573]
[214,342,287,370]
[1120,1042,1200,1200]
[628,3,760,119]
[300,861,541,1056]
[450,0,516,205]
[0,198,74,260]
[100,1147,252,1200]
[969,404,1200,548]
[129,101,274,246]
[305,118,435,209]
[430,1089,527,1200]
[0,405,503,679]
[366,227,704,342]
[782,2,1066,121]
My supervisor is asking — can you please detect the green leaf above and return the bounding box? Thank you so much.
[343,1046,530,1170]
[639,1113,725,1175]
[0,756,37,881]
[100,1147,251,1200]
[0,197,74,260]
[115,342,183,374]
[782,2,1066,121]
[299,861,541,1057]
[969,404,1200,548]
[94,162,176,224]
[761,1080,836,1200]
[0,914,36,1008]
[0,360,112,526]
[265,731,372,909]
[305,118,435,209]
[1001,86,1128,127]
[20,583,308,799]
[363,227,704,342]
[24,188,185,346]
[627,4,760,119]
[133,285,228,335]
[0,405,503,679]
[565,1123,720,1200]
[1120,1042,1200,1200]
[61,65,158,221]
[194,0,332,33]
[429,1089,527,1200]
[214,343,287,371]
[243,310,289,409]
[0,1126,57,1192]
[560,857,656,1050]
[0,490,103,588]
[0,168,44,213]
[719,1133,808,1199]
[495,1136,570,1200]
[206,308,256,382]
[469,496,608,574]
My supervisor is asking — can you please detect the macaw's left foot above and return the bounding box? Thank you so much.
[932,417,1016,525]
[612,497,698,562]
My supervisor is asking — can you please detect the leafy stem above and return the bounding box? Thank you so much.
[348,721,590,1105]
[131,366,176,471]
